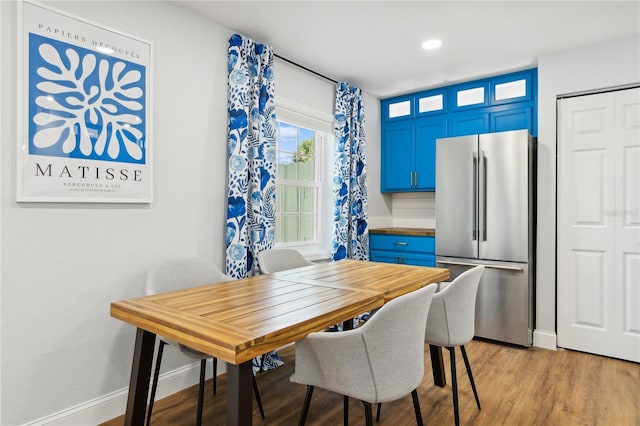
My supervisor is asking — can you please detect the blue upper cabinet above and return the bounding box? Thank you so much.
[448,69,536,136]
[381,69,537,192]
[415,89,447,118]
[381,88,447,192]
[381,116,446,191]
[382,94,414,122]
[491,105,533,133]
[382,120,415,191]
[449,81,490,112]
[414,117,447,190]
[490,70,534,106]
[449,111,490,136]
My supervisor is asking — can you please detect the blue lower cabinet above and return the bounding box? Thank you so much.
[369,234,436,267]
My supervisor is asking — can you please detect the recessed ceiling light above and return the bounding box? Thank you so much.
[421,39,442,50]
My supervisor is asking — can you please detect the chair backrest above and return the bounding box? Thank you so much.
[424,265,485,347]
[359,283,437,402]
[145,257,231,295]
[257,248,313,274]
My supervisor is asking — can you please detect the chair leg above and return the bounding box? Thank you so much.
[146,340,165,426]
[362,401,374,426]
[448,347,460,426]
[252,375,265,419]
[376,402,382,422]
[411,389,424,426]
[298,385,314,426]
[343,395,349,426]
[212,358,217,396]
[460,345,481,410]
[196,359,206,426]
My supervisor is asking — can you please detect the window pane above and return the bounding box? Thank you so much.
[282,185,299,213]
[275,119,321,246]
[388,100,411,118]
[299,216,314,242]
[298,127,314,143]
[457,87,484,107]
[278,152,296,179]
[300,187,313,213]
[278,122,298,152]
[418,94,443,113]
[495,79,527,101]
[282,216,299,243]
[297,156,314,180]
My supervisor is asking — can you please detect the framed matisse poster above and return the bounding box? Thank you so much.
[17,1,152,202]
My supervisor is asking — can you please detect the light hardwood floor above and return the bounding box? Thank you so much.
[101,339,640,425]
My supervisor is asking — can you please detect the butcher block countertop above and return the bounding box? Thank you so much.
[369,227,436,237]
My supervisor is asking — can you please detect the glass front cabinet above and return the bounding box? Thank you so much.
[380,69,537,192]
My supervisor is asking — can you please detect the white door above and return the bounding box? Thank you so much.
[557,87,640,362]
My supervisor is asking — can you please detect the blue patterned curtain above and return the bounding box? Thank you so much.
[332,82,369,261]
[225,34,277,278]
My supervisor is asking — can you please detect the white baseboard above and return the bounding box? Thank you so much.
[533,329,557,350]
[23,360,223,426]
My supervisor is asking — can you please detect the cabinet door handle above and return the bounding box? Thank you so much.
[393,242,408,246]
[415,172,418,187]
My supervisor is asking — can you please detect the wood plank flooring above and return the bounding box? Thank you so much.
[101,339,640,425]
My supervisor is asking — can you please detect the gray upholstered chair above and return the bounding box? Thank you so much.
[290,283,438,426]
[425,265,485,426]
[145,258,264,425]
[257,248,313,274]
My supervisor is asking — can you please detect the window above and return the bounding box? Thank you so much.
[274,95,334,260]
[275,120,324,245]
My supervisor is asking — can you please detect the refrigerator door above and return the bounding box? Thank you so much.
[436,257,532,347]
[478,130,531,262]
[435,135,478,259]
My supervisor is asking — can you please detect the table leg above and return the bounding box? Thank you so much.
[227,360,253,426]
[124,328,156,426]
[429,344,447,387]
[342,318,354,331]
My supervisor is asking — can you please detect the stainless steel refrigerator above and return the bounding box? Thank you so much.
[435,129,535,347]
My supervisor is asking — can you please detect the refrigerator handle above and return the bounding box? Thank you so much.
[472,153,478,241]
[482,151,488,241]
[437,260,524,272]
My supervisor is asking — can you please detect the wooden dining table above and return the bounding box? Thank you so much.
[110,259,449,426]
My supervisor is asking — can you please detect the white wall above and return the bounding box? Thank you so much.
[363,93,392,228]
[1,1,229,423]
[534,35,640,347]
[0,1,385,424]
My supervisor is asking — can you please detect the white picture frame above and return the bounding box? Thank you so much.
[17,0,153,203]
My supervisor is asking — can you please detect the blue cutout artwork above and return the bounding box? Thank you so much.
[28,33,146,164]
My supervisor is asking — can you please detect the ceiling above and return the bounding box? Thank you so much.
[175,1,640,99]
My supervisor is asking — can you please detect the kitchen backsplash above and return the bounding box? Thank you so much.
[391,192,436,229]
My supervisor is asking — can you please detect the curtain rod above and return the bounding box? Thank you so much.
[274,53,338,85]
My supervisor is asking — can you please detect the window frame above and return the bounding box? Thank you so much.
[275,120,322,246]
[274,98,334,260]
